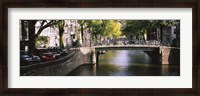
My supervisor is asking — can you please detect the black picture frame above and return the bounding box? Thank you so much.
[1,0,199,96]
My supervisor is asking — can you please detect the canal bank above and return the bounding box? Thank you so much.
[20,47,93,76]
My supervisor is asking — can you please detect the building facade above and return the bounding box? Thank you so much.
[35,20,80,48]
[20,21,29,51]
[162,26,177,46]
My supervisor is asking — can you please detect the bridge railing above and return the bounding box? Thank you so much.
[145,40,161,45]
[96,40,161,46]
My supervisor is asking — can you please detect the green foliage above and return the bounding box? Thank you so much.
[122,20,149,39]
[103,20,122,37]
[36,36,48,43]
[78,20,122,37]
[82,20,121,36]
[35,36,48,47]
[77,20,122,45]
[121,20,178,39]
[150,20,177,28]
[72,40,81,47]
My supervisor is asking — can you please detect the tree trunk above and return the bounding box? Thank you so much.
[21,20,25,50]
[89,27,92,47]
[94,34,97,46]
[59,28,64,48]
[28,20,37,54]
[160,26,163,45]
[81,24,84,46]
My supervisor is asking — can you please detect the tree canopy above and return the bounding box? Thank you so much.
[121,20,179,40]
[78,20,122,37]
[77,20,122,45]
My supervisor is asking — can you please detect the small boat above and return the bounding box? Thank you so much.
[98,50,106,54]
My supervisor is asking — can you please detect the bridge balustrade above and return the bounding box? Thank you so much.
[95,40,161,46]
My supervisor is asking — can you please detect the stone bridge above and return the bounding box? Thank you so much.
[91,45,180,65]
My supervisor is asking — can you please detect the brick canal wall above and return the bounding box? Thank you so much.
[20,47,93,76]
[161,47,180,65]
[144,47,180,64]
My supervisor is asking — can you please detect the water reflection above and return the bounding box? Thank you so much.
[67,50,180,76]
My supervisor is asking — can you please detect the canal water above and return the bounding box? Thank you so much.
[67,50,180,76]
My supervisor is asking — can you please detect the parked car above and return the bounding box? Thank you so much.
[61,48,68,56]
[34,48,56,61]
[48,48,61,59]
[48,47,68,57]
[32,55,41,61]
[20,51,41,66]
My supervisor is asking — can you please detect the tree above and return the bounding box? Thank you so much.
[77,20,102,46]
[27,20,37,53]
[88,20,122,45]
[56,20,65,48]
[122,20,177,42]
[151,20,176,42]
[77,20,86,45]
[87,20,103,45]
[122,20,151,40]
[77,20,122,46]
[102,20,121,37]
[26,20,58,53]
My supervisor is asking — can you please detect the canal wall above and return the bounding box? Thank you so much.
[161,47,180,65]
[20,47,93,76]
[144,47,180,64]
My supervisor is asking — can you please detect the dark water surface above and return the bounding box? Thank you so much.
[67,50,180,76]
